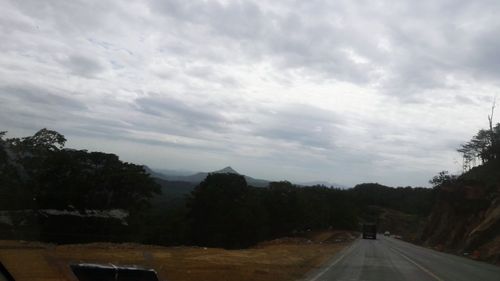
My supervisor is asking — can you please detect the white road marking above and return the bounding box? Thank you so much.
[390,247,446,281]
[307,241,358,281]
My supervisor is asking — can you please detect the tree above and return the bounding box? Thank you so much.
[492,123,500,160]
[187,173,263,248]
[19,128,66,151]
[266,181,301,235]
[458,124,500,170]
[457,99,499,170]
[429,171,457,187]
[0,129,160,211]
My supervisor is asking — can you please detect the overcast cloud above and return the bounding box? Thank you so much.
[1,0,499,186]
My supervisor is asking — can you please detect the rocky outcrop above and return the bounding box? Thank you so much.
[421,181,500,264]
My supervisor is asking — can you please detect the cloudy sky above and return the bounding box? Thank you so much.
[1,0,499,187]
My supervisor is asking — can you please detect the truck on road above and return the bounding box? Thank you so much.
[362,223,377,239]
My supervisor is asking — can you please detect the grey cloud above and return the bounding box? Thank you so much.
[1,0,499,186]
[376,0,500,97]
[467,29,500,80]
[151,0,264,39]
[184,65,240,87]
[134,94,229,130]
[0,85,87,110]
[252,104,341,149]
[8,0,126,35]
[0,85,88,135]
[152,0,500,98]
[62,54,105,78]
[454,95,477,106]
[150,0,378,84]
[7,0,500,99]
[65,116,234,153]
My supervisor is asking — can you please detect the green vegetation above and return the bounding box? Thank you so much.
[459,159,500,187]
[0,129,434,248]
[140,176,434,248]
[186,177,359,248]
[3,120,495,255]
[350,183,434,216]
[431,121,500,189]
[422,121,500,263]
[0,129,160,242]
[457,121,500,172]
[0,129,160,211]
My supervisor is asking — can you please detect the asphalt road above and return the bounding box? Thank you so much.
[304,235,500,281]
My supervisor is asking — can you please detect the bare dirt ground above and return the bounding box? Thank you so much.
[0,230,356,281]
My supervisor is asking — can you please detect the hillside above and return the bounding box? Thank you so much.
[421,160,500,264]
[4,128,499,258]
[150,178,195,205]
[359,205,427,242]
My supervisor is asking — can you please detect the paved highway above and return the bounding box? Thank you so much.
[304,235,500,281]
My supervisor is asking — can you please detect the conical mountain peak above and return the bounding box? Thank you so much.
[214,166,239,174]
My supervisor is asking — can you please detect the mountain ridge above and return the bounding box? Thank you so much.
[144,165,349,189]
[145,166,270,187]
[296,180,350,189]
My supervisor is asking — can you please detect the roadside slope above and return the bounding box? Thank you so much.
[0,231,355,281]
[421,161,500,264]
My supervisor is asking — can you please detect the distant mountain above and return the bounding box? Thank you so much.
[297,181,350,189]
[142,165,171,180]
[147,166,270,187]
[217,166,270,187]
[144,165,350,189]
[214,166,239,174]
[154,168,195,177]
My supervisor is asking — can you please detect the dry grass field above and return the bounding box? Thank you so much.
[0,231,356,281]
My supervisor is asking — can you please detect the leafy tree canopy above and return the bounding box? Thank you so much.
[0,129,159,211]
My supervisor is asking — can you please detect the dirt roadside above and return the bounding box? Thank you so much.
[0,230,357,281]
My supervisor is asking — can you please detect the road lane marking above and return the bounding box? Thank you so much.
[307,241,357,281]
[390,247,446,281]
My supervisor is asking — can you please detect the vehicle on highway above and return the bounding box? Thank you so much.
[384,231,390,236]
[362,223,377,239]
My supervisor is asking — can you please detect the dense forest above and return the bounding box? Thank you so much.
[0,129,160,211]
[1,123,498,249]
[0,129,434,247]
